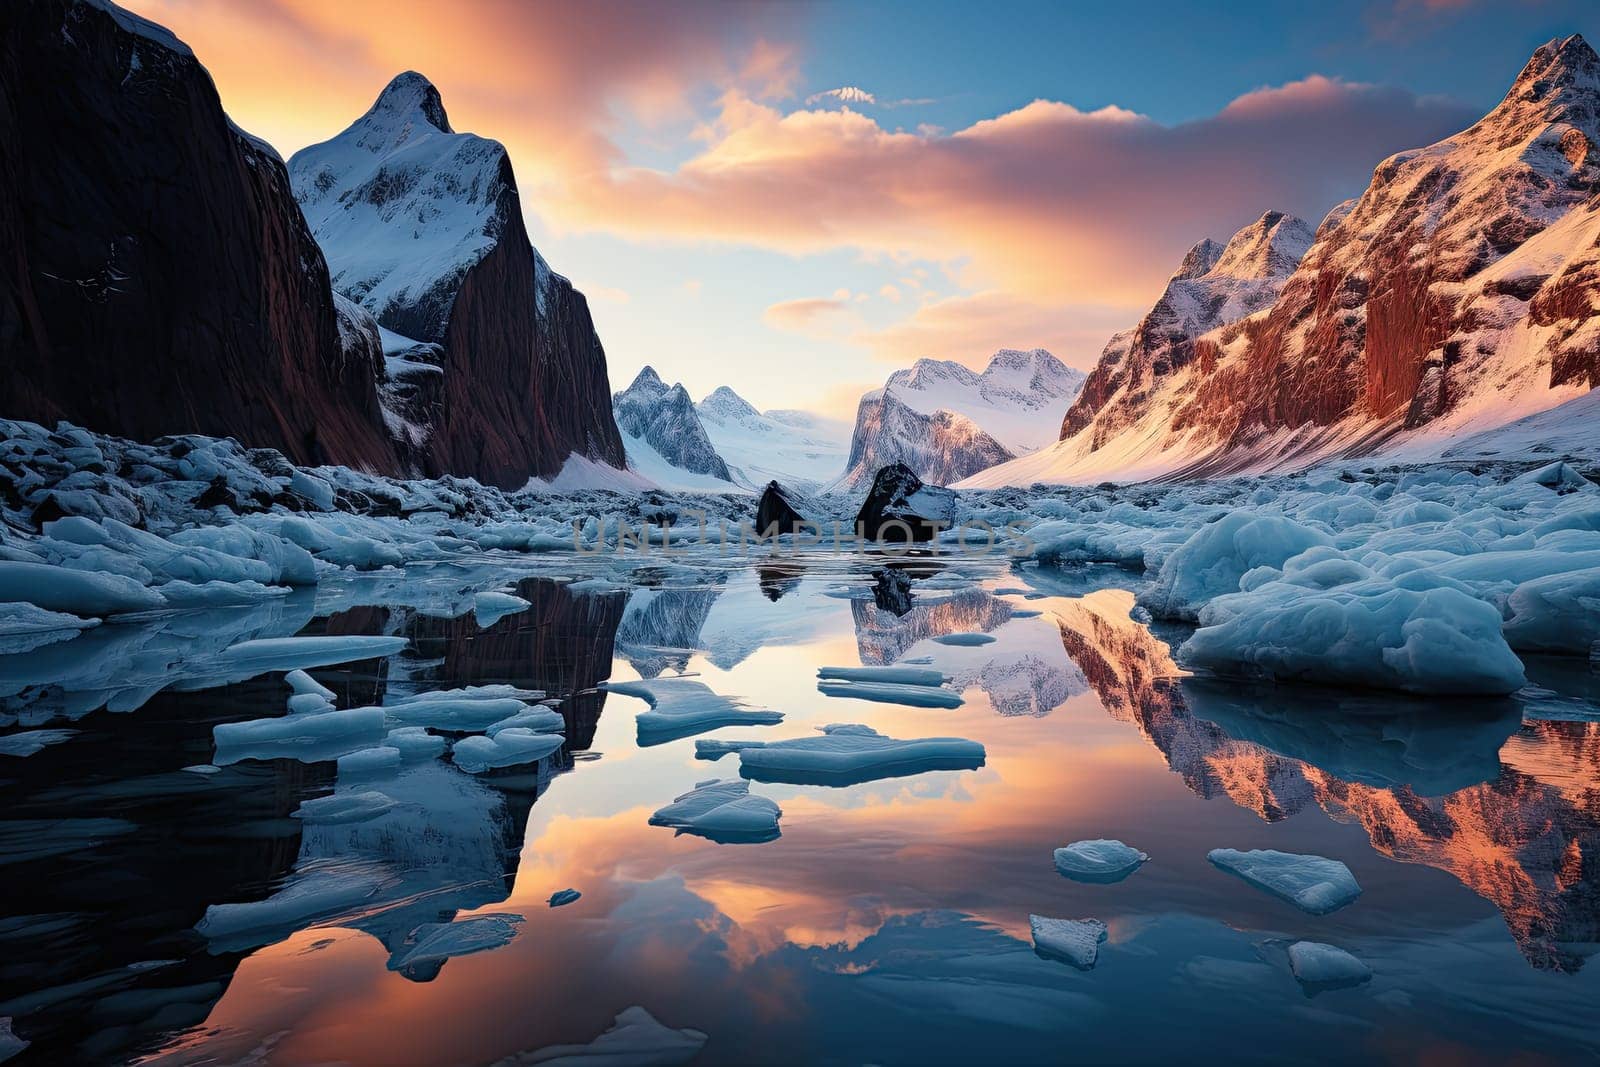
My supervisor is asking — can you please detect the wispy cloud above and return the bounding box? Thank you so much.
[805,85,876,106]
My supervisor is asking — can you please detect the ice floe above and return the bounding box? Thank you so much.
[1029,915,1109,970]
[604,676,782,745]
[284,668,335,700]
[1287,941,1372,990]
[548,889,581,908]
[815,678,965,709]
[0,602,98,655]
[931,632,997,646]
[1207,848,1362,915]
[292,790,399,824]
[650,778,782,843]
[212,707,386,765]
[697,723,985,786]
[388,913,524,975]
[451,729,564,774]
[1053,839,1148,883]
[816,665,949,687]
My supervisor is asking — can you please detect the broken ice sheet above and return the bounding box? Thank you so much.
[604,676,782,746]
[1029,915,1108,970]
[1207,848,1362,915]
[1053,839,1148,883]
[699,723,985,787]
[649,778,782,844]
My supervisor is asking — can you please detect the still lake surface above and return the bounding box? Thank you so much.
[3,548,1598,1064]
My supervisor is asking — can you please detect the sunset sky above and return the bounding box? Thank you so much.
[126,0,1595,416]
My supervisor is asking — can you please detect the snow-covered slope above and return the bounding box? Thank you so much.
[612,368,740,490]
[695,386,851,493]
[831,349,1085,492]
[289,73,624,488]
[968,36,1600,487]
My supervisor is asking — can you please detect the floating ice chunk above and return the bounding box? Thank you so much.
[604,677,782,746]
[452,729,564,773]
[498,1006,707,1067]
[816,679,964,709]
[384,727,448,761]
[816,665,948,687]
[1053,840,1148,883]
[1141,513,1333,621]
[292,790,398,824]
[214,636,408,677]
[1029,915,1108,970]
[693,739,768,761]
[0,729,75,758]
[719,723,985,786]
[650,778,782,844]
[931,632,997,646]
[389,913,524,974]
[182,764,221,776]
[0,602,98,655]
[486,706,566,736]
[1503,566,1600,655]
[285,669,336,701]
[1287,941,1372,989]
[475,590,531,628]
[212,707,386,765]
[390,684,545,703]
[548,889,581,908]
[0,560,165,616]
[0,1016,27,1063]
[337,746,402,778]
[1181,580,1526,695]
[156,579,290,608]
[1207,849,1362,915]
[196,859,392,950]
[385,697,531,732]
[287,692,335,715]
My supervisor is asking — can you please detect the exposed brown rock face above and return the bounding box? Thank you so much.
[290,74,625,489]
[0,0,398,470]
[1047,35,1600,481]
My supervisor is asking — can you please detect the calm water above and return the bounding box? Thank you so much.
[3,551,1599,1065]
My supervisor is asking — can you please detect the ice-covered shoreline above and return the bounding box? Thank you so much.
[1,416,1597,705]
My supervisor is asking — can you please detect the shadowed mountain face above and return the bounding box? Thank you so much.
[1055,589,1600,973]
[0,0,398,471]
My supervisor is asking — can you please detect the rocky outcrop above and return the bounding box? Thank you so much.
[0,0,398,470]
[612,367,733,482]
[854,462,957,542]
[755,480,808,535]
[290,73,624,488]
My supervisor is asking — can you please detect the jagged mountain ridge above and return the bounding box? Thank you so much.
[831,348,1085,492]
[969,35,1600,487]
[0,0,399,471]
[613,367,735,485]
[290,72,625,488]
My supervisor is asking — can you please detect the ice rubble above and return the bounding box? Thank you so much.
[495,1006,708,1067]
[649,778,783,843]
[1207,849,1362,915]
[1287,941,1372,989]
[1053,840,1148,883]
[1029,915,1109,970]
[603,676,783,745]
[696,723,986,786]
[388,913,525,974]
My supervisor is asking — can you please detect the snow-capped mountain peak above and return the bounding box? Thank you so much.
[698,385,762,422]
[614,368,735,486]
[1209,210,1315,281]
[352,71,454,150]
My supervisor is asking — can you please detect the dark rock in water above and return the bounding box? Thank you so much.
[755,480,808,536]
[758,563,804,602]
[0,0,399,471]
[872,567,914,616]
[855,463,957,542]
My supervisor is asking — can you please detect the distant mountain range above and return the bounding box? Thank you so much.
[830,349,1086,492]
[966,34,1600,487]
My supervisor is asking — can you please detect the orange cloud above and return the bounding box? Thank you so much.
[549,79,1474,305]
[859,291,1139,371]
